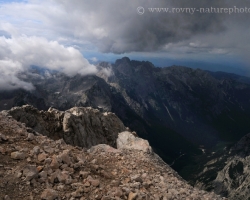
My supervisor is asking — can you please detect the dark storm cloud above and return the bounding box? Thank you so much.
[42,0,248,55]
[97,0,226,53]
[1,0,249,54]
[1,0,250,63]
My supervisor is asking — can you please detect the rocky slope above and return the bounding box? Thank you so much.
[213,133,250,199]
[191,132,250,199]
[0,108,225,200]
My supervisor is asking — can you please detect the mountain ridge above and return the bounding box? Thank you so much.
[1,57,250,186]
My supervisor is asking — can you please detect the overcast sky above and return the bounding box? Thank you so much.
[1,0,250,90]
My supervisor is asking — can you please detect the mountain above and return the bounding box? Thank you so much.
[213,132,250,199]
[1,57,250,181]
[0,107,224,200]
[191,131,250,200]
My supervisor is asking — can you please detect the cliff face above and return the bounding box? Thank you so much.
[0,107,225,200]
[213,133,250,200]
[3,105,126,148]
[192,133,250,200]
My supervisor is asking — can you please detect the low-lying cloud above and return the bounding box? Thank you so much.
[0,59,34,91]
[0,35,98,91]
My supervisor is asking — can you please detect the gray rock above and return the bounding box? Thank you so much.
[11,151,27,160]
[117,131,152,153]
[37,153,48,162]
[41,189,58,200]
[88,144,120,154]
[89,179,100,187]
[4,195,11,200]
[7,105,126,149]
[27,133,35,141]
[32,146,40,155]
[50,155,60,169]
[58,150,71,165]
[57,170,72,184]
[128,192,137,200]
[39,171,47,179]
[22,165,38,181]
[0,133,8,141]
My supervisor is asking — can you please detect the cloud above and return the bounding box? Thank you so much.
[0,59,34,90]
[17,0,248,55]
[0,0,242,54]
[0,34,98,91]
[90,57,98,63]
[0,0,250,70]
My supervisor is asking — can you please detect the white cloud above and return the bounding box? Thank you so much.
[0,59,34,90]
[90,57,98,62]
[0,34,98,90]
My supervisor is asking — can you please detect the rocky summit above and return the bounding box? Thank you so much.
[0,106,225,200]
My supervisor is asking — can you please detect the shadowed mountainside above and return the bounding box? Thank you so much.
[1,58,250,174]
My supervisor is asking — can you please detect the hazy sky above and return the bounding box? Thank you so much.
[1,0,250,89]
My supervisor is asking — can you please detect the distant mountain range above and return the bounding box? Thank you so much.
[1,57,250,182]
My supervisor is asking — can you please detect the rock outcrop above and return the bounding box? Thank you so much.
[213,133,250,199]
[3,105,126,148]
[0,112,225,200]
[117,131,152,153]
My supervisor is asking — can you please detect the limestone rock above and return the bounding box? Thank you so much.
[41,189,58,200]
[89,179,100,187]
[22,165,39,181]
[32,146,40,155]
[117,131,152,153]
[88,144,120,154]
[7,105,126,148]
[57,170,72,184]
[11,151,27,160]
[37,153,48,162]
[50,155,60,169]
[128,192,137,200]
[0,133,8,141]
[58,150,71,165]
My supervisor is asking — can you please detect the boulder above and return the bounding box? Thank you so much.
[41,189,58,200]
[88,144,120,154]
[11,151,27,160]
[22,165,39,181]
[117,131,152,153]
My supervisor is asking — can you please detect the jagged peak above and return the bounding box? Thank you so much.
[115,57,131,65]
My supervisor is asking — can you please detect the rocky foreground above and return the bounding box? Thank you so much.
[0,107,225,199]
